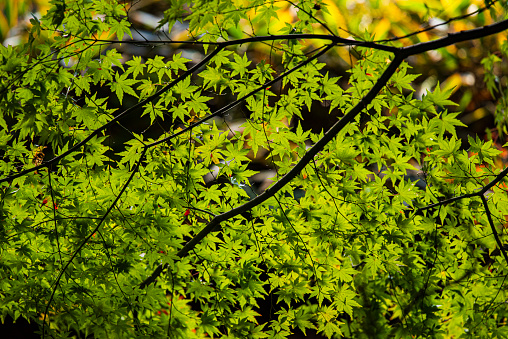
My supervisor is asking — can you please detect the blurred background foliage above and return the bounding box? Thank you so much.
[2,0,508,170]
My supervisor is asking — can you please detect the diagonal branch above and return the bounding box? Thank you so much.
[140,18,508,288]
[8,19,506,186]
[415,166,508,265]
[400,19,508,57]
[148,44,335,148]
[0,35,395,186]
[417,166,508,214]
[374,0,500,44]
[481,195,508,265]
[0,47,223,184]
[42,146,148,338]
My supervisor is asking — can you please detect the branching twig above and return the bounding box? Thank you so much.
[481,195,508,264]
[42,147,148,338]
[139,18,508,288]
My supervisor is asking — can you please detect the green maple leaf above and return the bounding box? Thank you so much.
[125,56,145,78]
[424,81,458,108]
[111,72,138,105]
[395,180,419,207]
[110,19,132,41]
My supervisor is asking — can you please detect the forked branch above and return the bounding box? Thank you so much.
[139,18,508,288]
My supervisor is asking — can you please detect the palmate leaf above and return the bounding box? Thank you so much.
[231,53,251,77]
[389,66,420,91]
[200,66,226,91]
[111,72,138,105]
[429,110,466,137]
[171,52,191,71]
[109,19,132,41]
[423,81,458,109]
[125,56,145,79]
[395,180,419,207]
[336,265,358,282]
[316,305,343,338]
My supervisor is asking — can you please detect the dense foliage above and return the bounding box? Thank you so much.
[1,0,508,338]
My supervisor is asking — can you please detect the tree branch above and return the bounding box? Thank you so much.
[84,34,399,52]
[481,195,508,265]
[0,47,223,184]
[139,18,508,288]
[148,43,335,148]
[0,34,396,185]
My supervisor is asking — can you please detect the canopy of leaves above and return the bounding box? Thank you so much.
[1,0,508,338]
